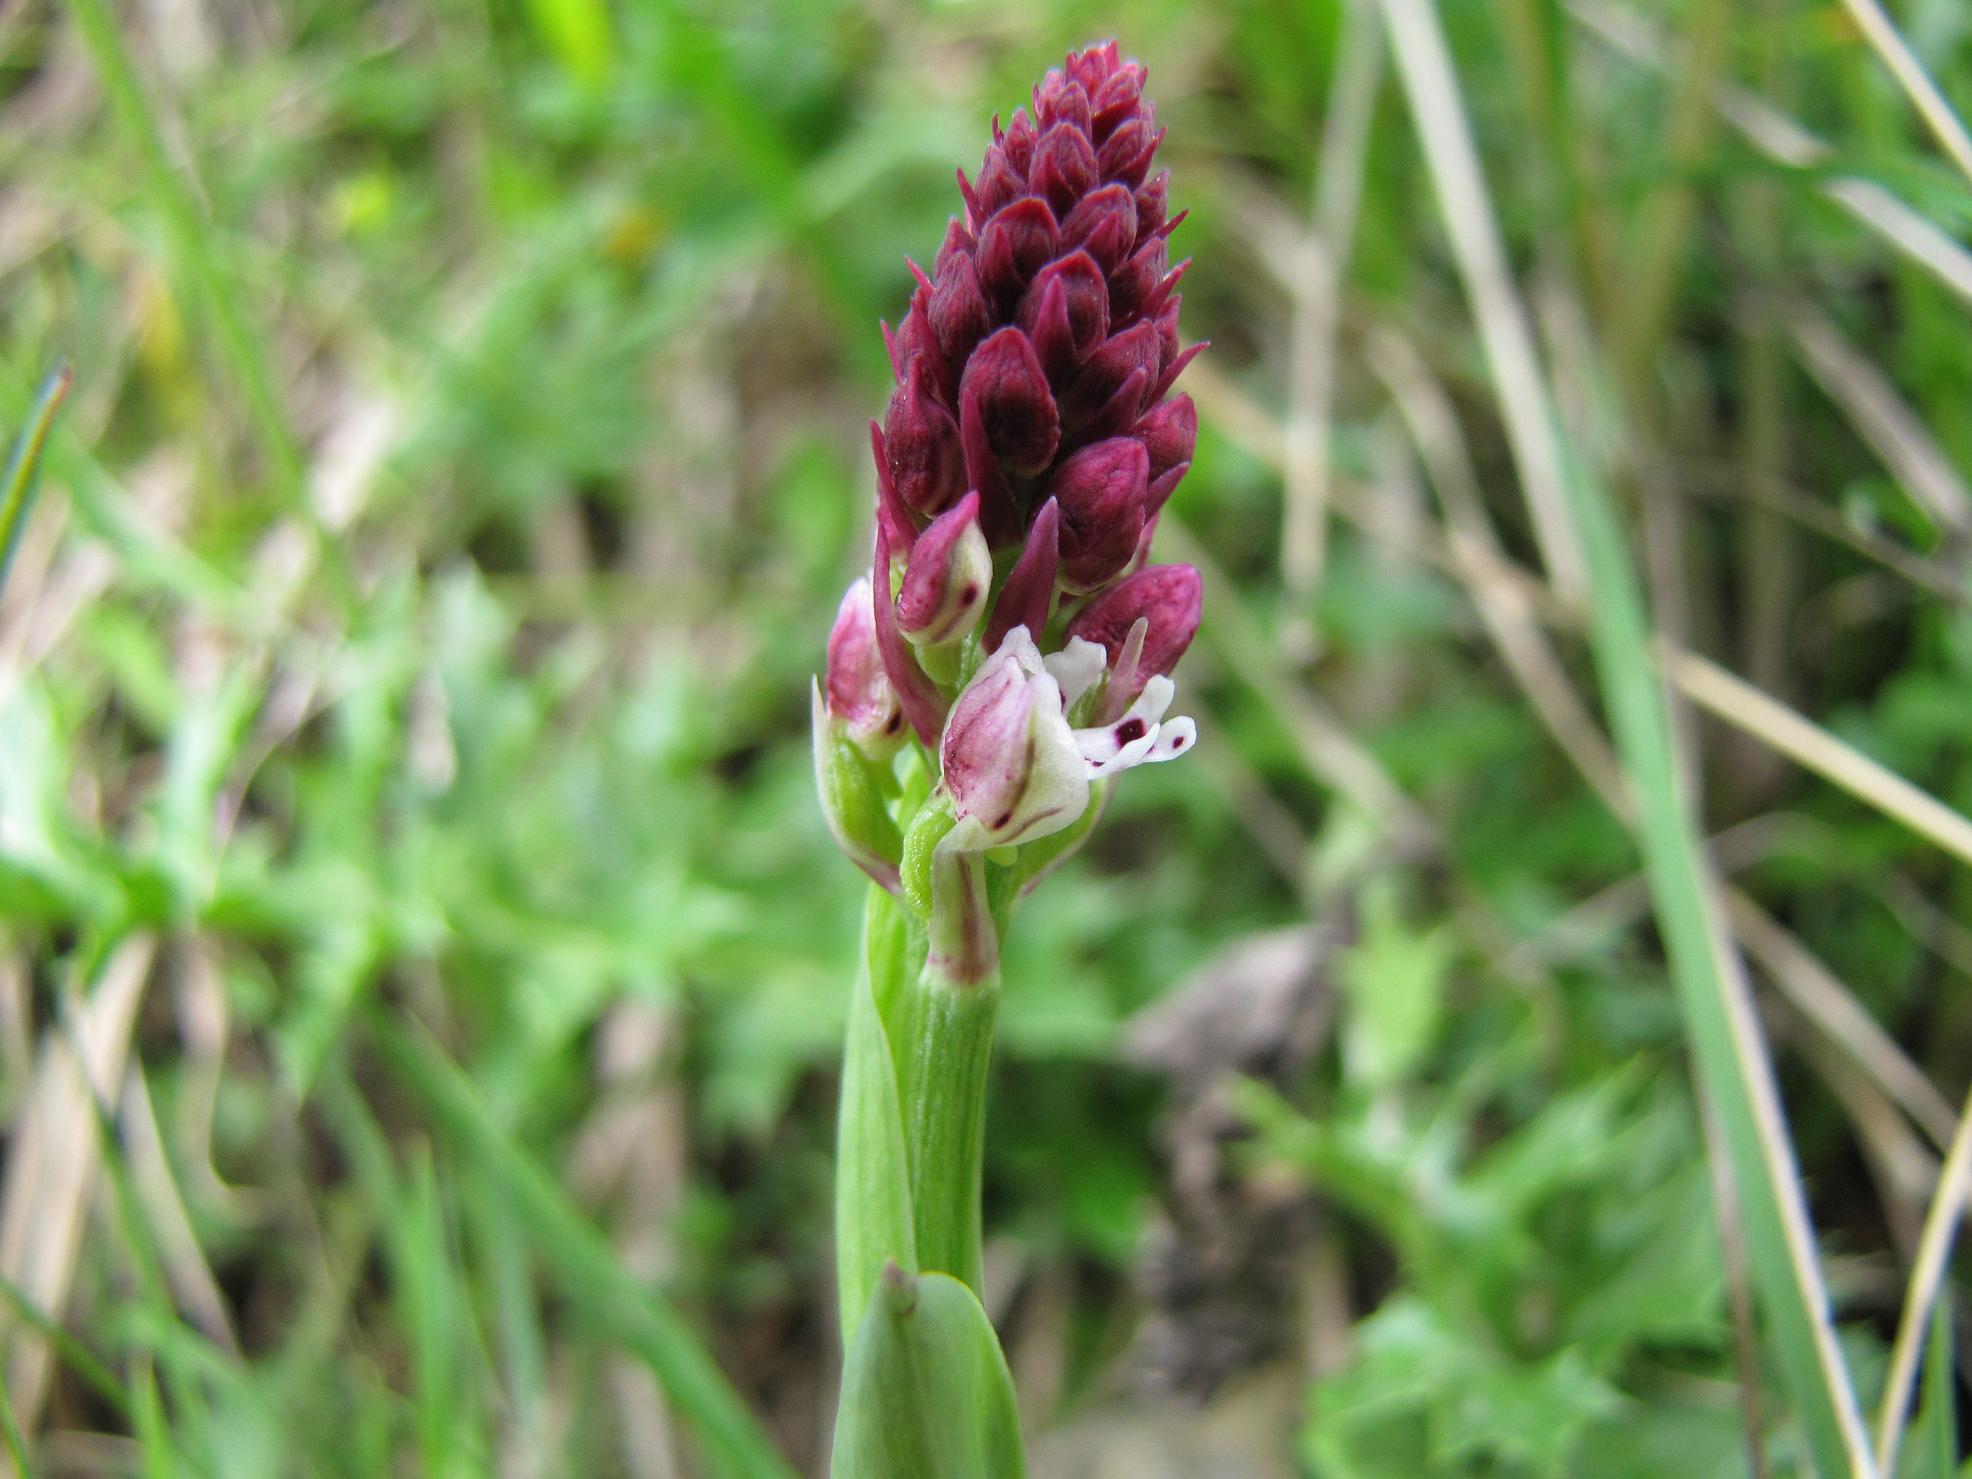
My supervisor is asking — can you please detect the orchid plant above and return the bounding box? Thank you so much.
[813,42,1203,1474]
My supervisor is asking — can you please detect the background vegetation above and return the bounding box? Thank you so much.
[3,0,1972,1472]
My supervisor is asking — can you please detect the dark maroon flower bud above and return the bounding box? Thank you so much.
[1136,392,1196,515]
[1034,71,1092,135]
[1066,562,1202,705]
[1097,118,1163,189]
[1029,124,1098,217]
[975,144,1026,221]
[1001,109,1038,174]
[1135,171,1169,235]
[870,421,918,553]
[884,358,964,515]
[1049,437,1149,592]
[1108,234,1167,324]
[897,491,991,647]
[934,218,975,275]
[1061,183,1138,272]
[988,498,1061,651]
[1065,319,1161,427]
[1090,66,1146,142]
[976,197,1061,304]
[960,326,1060,478]
[929,249,991,364]
[1019,251,1109,381]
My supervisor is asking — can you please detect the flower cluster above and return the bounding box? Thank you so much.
[816,42,1203,975]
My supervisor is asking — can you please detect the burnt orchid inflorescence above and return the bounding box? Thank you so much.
[822,51,1203,1461]
[816,41,1204,986]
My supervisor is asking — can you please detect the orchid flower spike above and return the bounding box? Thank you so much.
[815,40,1205,949]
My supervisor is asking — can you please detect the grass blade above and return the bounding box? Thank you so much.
[370,1015,796,1479]
[0,364,72,597]
[1374,0,1877,1470]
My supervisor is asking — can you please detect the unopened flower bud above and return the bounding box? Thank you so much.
[897,492,991,648]
[1135,392,1196,515]
[1065,563,1202,708]
[883,359,965,516]
[940,629,1091,852]
[1049,437,1149,593]
[825,576,907,756]
[959,326,1060,478]
[812,680,903,892]
[986,498,1060,651]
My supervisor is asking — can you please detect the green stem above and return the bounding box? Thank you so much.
[901,971,1000,1296]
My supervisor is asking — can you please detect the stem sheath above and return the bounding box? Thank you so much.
[901,972,1000,1297]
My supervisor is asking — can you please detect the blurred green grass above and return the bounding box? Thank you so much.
[4,0,1972,1473]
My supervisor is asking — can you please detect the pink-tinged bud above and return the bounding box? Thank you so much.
[976,198,1061,304]
[1065,563,1202,705]
[1049,437,1149,592]
[1018,251,1109,381]
[825,577,908,755]
[959,327,1060,478]
[897,491,991,647]
[987,498,1061,651]
[883,360,964,516]
[940,630,1091,851]
[872,525,950,746]
[1029,124,1098,217]
[1061,183,1138,273]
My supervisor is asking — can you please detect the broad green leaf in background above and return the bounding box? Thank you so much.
[831,1267,1025,1479]
[1337,877,1452,1091]
[835,886,918,1345]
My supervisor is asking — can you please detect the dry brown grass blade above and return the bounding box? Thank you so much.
[1727,892,1958,1149]
[1791,311,1972,538]
[1833,0,1972,187]
[1664,646,1972,871]
[0,936,154,1431]
[1570,0,1972,311]
[1280,0,1383,651]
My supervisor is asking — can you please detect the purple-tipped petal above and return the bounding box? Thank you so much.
[870,421,918,553]
[988,498,1061,650]
[897,491,991,646]
[825,576,907,753]
[872,526,949,746]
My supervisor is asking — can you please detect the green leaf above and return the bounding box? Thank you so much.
[371,1017,796,1479]
[836,887,918,1344]
[1337,878,1452,1091]
[0,363,71,597]
[1899,1303,1956,1479]
[831,1266,1025,1479]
